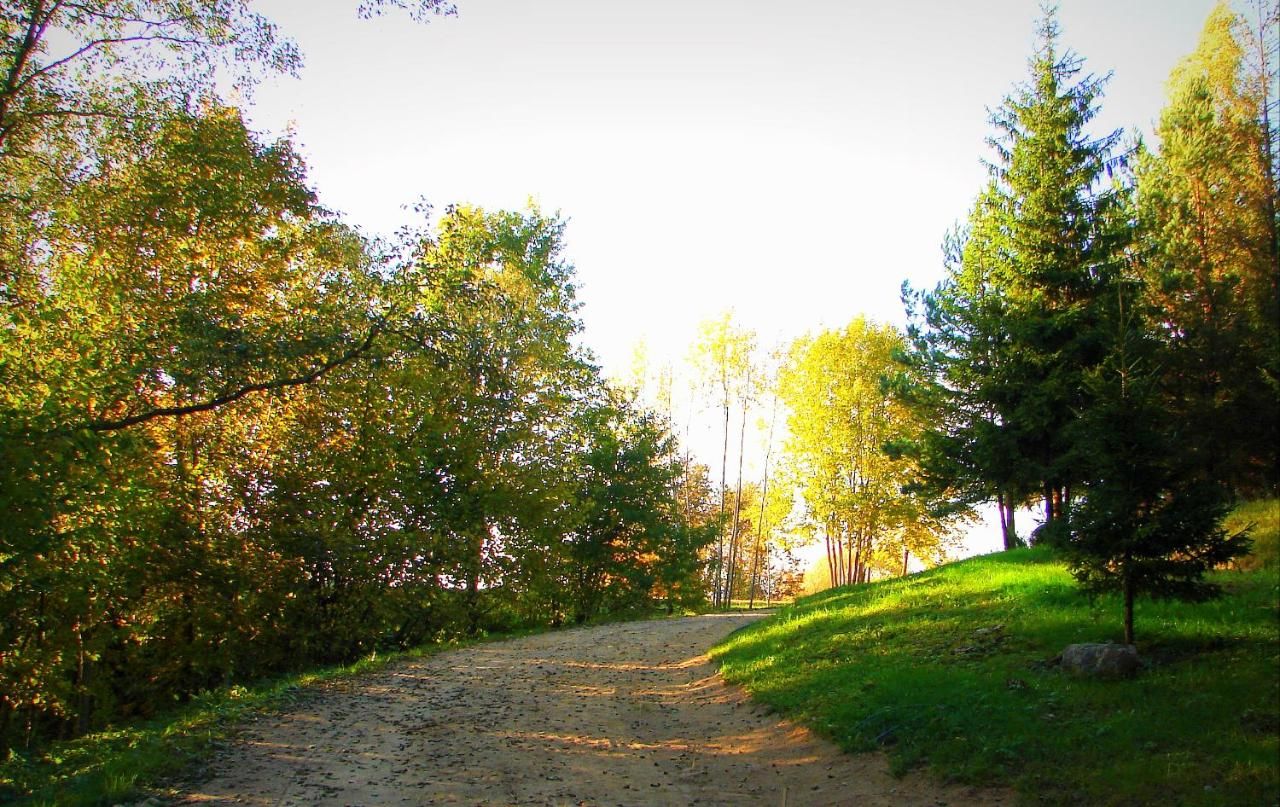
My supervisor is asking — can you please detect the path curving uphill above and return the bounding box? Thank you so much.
[175,613,1008,806]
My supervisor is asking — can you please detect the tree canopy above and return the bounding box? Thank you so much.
[0,2,709,753]
[902,3,1272,642]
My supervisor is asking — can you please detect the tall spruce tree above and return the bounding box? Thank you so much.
[905,9,1123,543]
[989,11,1125,533]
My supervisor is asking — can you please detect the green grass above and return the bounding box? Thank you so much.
[712,544,1280,805]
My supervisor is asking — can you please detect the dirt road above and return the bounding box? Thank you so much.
[175,613,1009,806]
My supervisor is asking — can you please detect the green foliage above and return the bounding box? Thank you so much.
[0,121,707,759]
[712,540,1280,805]
[903,4,1276,643]
[904,10,1125,543]
[554,390,713,624]
[1133,1,1280,494]
[780,317,957,588]
[1048,2,1277,643]
[1057,275,1251,642]
[0,0,705,771]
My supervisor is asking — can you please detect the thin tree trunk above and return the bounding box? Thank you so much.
[682,392,693,521]
[1123,553,1135,645]
[824,530,836,590]
[997,491,1007,548]
[902,548,909,577]
[1043,482,1055,533]
[1008,504,1019,548]
[852,535,862,585]
[725,395,750,606]
[715,393,730,608]
[748,392,778,609]
[998,491,1021,550]
[1252,0,1279,302]
[830,519,843,588]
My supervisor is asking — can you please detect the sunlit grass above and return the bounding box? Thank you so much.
[712,530,1280,805]
[1227,497,1279,570]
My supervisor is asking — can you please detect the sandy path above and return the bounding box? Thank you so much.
[174,613,1009,806]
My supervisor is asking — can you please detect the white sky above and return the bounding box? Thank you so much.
[246,0,1219,556]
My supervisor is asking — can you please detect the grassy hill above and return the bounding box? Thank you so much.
[711,502,1279,806]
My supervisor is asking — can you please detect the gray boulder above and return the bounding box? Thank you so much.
[1059,642,1141,679]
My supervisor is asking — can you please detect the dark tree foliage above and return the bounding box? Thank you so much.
[903,10,1123,547]
[1133,1,1280,497]
[1052,2,1275,644]
[0,1,711,755]
[564,393,714,624]
[904,5,1267,643]
[1061,282,1251,644]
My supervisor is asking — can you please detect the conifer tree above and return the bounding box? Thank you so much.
[988,11,1125,532]
[1134,0,1280,494]
[905,9,1123,542]
[1062,271,1250,645]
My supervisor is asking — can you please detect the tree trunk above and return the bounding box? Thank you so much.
[851,537,861,587]
[1123,557,1135,645]
[465,532,484,635]
[748,388,778,610]
[901,548,909,577]
[715,395,730,608]
[725,401,749,606]
[998,491,1020,549]
[1041,482,1056,538]
[711,394,732,609]
[829,519,842,588]
[1252,0,1279,310]
[824,520,835,591]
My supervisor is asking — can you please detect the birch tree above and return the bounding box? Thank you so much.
[780,318,947,589]
[688,312,755,607]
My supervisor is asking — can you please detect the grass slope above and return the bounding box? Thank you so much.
[712,527,1279,805]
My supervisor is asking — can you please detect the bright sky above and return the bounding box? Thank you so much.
[247,0,1219,556]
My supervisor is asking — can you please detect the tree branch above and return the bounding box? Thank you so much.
[85,321,385,433]
[0,0,59,149]
[12,33,206,98]
[58,3,197,28]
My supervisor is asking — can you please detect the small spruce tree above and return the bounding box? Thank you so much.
[1061,278,1251,645]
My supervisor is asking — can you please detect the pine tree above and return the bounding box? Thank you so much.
[1062,272,1250,645]
[1134,0,1280,494]
[905,9,1123,543]
[989,11,1125,532]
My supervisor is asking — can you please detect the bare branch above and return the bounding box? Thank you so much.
[84,321,386,433]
